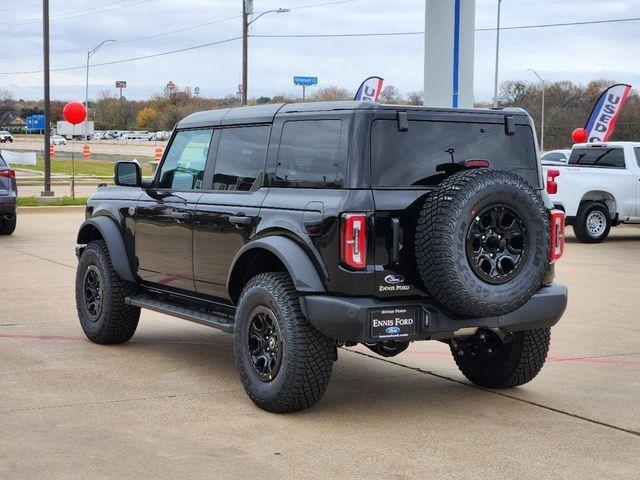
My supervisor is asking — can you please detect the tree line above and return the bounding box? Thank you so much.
[1,80,637,150]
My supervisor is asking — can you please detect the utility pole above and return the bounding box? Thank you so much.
[242,0,250,106]
[241,2,289,106]
[41,0,53,197]
[492,0,503,108]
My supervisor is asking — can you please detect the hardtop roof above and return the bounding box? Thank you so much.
[176,101,529,129]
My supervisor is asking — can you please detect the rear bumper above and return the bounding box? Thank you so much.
[300,283,568,343]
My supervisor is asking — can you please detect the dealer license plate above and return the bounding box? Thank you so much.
[370,307,418,339]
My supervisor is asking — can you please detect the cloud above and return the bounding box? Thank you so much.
[0,0,638,102]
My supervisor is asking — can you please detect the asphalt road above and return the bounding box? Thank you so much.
[1,209,638,479]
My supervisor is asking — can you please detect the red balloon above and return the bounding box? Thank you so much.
[572,128,588,144]
[63,102,87,125]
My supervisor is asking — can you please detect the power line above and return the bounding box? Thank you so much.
[0,0,156,26]
[251,16,640,38]
[0,37,242,75]
[0,0,356,60]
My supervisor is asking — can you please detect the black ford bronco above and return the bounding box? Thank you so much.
[75,101,568,412]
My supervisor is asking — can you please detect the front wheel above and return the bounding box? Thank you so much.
[234,273,335,413]
[573,202,611,243]
[75,240,140,344]
[450,328,550,388]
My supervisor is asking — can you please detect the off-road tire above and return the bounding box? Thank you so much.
[416,169,550,317]
[234,273,335,413]
[75,240,140,344]
[451,328,550,388]
[573,202,611,244]
[0,215,16,235]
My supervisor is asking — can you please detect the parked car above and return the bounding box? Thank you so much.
[0,153,17,235]
[541,149,571,165]
[152,131,171,141]
[543,142,640,243]
[0,131,14,143]
[75,102,567,412]
[120,131,153,141]
[50,135,67,145]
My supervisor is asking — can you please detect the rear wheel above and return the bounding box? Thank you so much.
[450,328,550,388]
[234,273,335,413]
[573,202,611,243]
[0,215,16,235]
[75,240,140,344]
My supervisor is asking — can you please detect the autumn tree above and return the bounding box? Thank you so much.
[136,107,158,130]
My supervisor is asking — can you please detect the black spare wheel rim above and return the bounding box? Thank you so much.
[83,264,103,321]
[247,306,283,382]
[466,204,527,285]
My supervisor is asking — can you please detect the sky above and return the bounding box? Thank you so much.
[0,0,639,103]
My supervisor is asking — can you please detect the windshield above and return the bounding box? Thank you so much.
[371,120,540,188]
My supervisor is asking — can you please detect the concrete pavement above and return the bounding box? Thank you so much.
[1,210,638,479]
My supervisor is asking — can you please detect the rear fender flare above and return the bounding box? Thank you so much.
[77,216,135,283]
[227,236,325,297]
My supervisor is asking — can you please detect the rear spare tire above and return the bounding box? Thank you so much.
[416,169,549,317]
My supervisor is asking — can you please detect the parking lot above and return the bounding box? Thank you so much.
[1,209,638,479]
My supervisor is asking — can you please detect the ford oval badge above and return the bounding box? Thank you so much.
[385,326,401,335]
[384,274,405,285]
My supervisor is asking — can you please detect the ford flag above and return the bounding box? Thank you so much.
[354,76,384,102]
[585,84,632,143]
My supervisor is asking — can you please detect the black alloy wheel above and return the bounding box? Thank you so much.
[247,306,283,382]
[83,265,104,321]
[466,205,527,284]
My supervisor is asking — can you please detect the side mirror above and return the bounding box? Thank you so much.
[114,161,141,187]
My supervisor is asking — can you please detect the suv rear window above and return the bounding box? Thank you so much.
[0,155,6,168]
[568,148,625,168]
[274,120,344,188]
[371,120,540,188]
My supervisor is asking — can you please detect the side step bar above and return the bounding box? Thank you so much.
[126,294,235,334]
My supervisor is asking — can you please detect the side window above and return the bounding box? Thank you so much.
[635,147,640,168]
[157,129,213,190]
[211,126,270,191]
[275,120,344,188]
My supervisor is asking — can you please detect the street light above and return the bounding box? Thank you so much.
[84,39,116,141]
[242,3,290,106]
[528,68,546,152]
[492,0,503,108]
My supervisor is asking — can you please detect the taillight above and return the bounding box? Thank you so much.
[464,159,490,168]
[0,169,15,179]
[340,213,367,270]
[550,210,565,261]
[546,170,560,195]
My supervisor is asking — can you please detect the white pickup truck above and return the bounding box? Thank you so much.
[543,142,640,243]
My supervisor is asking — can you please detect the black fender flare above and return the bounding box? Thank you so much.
[77,217,136,283]
[227,236,326,297]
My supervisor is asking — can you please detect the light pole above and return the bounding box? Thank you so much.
[528,68,545,152]
[42,0,52,197]
[242,2,289,106]
[492,0,503,107]
[84,39,116,141]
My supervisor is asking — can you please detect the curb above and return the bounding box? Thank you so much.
[18,205,86,214]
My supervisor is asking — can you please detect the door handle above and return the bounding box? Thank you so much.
[229,215,252,226]
[171,211,192,222]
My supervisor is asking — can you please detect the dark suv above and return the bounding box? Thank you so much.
[75,102,568,412]
[0,153,17,235]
